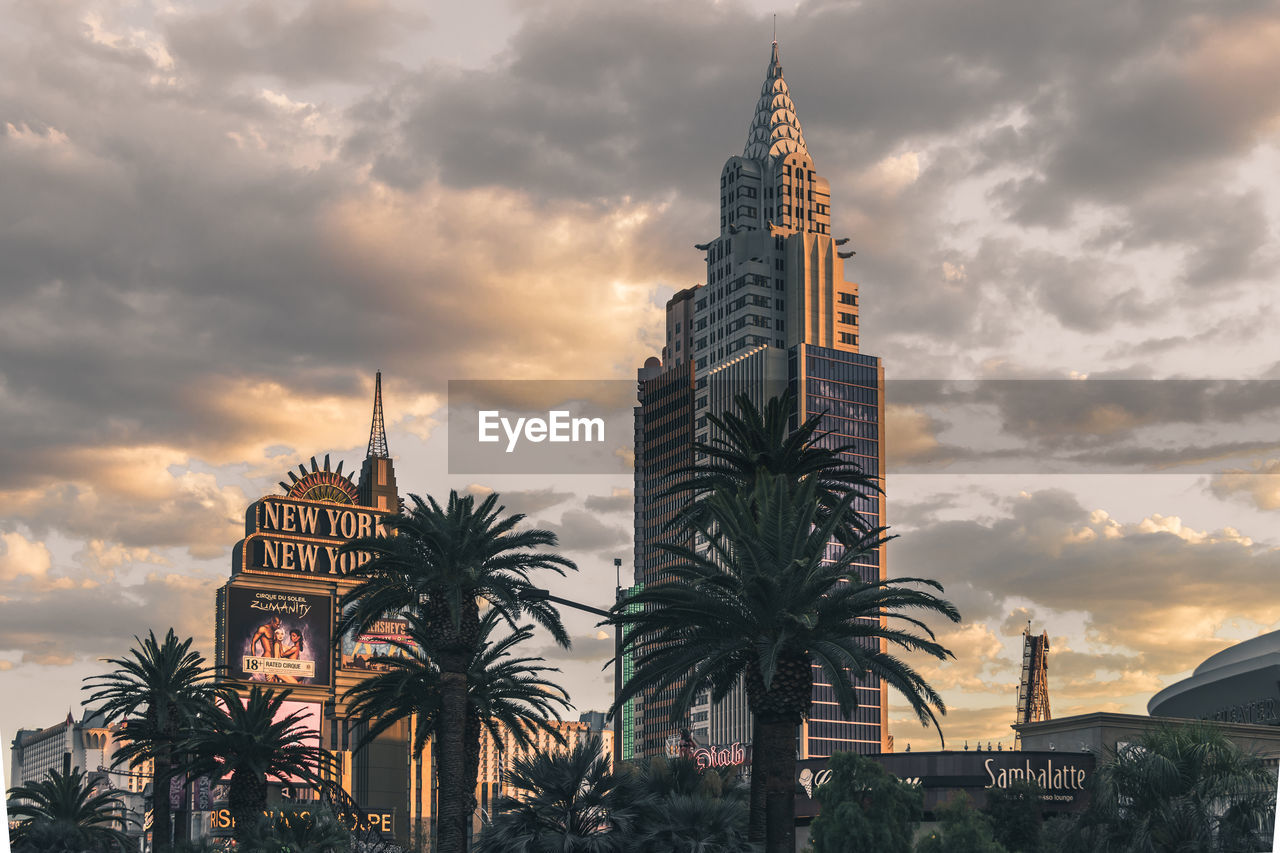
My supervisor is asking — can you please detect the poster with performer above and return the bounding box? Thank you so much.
[226,586,332,686]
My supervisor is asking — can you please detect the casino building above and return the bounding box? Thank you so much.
[632,39,887,759]
[212,372,422,847]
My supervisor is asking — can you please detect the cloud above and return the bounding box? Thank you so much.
[532,630,614,665]
[1208,458,1280,510]
[0,571,222,666]
[583,490,633,514]
[465,485,575,516]
[163,0,428,86]
[0,532,53,582]
[894,489,1279,678]
[538,509,631,559]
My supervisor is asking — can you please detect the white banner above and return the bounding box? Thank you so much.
[242,656,315,678]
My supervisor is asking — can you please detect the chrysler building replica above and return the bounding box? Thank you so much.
[633,40,888,759]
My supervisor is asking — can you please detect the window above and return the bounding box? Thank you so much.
[839,312,857,325]
[776,318,785,330]
[675,322,681,333]
[840,332,858,345]
[741,186,757,198]
[838,292,857,305]
[776,278,784,290]
[775,298,784,309]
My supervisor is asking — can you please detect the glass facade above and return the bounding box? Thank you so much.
[793,344,886,757]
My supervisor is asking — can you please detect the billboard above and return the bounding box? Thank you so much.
[226,586,332,687]
[341,614,418,672]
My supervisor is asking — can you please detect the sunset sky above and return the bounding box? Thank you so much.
[3,0,1280,765]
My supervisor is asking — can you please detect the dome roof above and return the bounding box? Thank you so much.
[1193,629,1280,676]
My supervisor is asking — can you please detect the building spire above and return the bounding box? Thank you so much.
[744,40,808,162]
[366,371,389,459]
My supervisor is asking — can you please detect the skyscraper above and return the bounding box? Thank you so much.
[632,40,889,759]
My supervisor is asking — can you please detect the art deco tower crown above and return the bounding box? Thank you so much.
[744,41,809,162]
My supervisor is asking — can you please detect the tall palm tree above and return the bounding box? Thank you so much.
[7,766,135,852]
[476,735,638,853]
[82,629,221,853]
[613,474,958,853]
[666,388,883,541]
[1075,721,1275,851]
[337,489,576,853]
[343,608,573,840]
[182,686,339,848]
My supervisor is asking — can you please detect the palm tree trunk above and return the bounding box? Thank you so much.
[755,717,798,853]
[464,710,482,845]
[436,667,469,853]
[748,758,765,841]
[229,767,267,848]
[152,747,173,853]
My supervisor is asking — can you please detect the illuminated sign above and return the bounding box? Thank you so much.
[234,497,393,577]
[280,457,360,504]
[342,614,419,672]
[983,758,1087,792]
[210,808,394,838]
[693,742,749,771]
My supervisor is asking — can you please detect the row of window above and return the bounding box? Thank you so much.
[806,361,880,390]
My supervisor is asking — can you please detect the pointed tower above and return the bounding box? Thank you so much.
[358,371,400,512]
[744,42,809,161]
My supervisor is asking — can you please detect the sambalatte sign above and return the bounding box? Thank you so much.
[794,750,1095,818]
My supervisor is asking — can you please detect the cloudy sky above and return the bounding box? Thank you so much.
[3,0,1280,766]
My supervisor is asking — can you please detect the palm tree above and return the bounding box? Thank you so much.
[630,756,754,853]
[7,766,135,852]
[343,608,573,841]
[182,686,339,848]
[613,474,958,853]
[1075,721,1275,851]
[82,629,221,853]
[241,804,353,853]
[476,735,638,853]
[337,489,576,853]
[665,388,884,541]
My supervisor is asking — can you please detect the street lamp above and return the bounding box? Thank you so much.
[521,561,625,768]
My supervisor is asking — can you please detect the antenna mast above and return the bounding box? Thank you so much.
[367,371,389,459]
